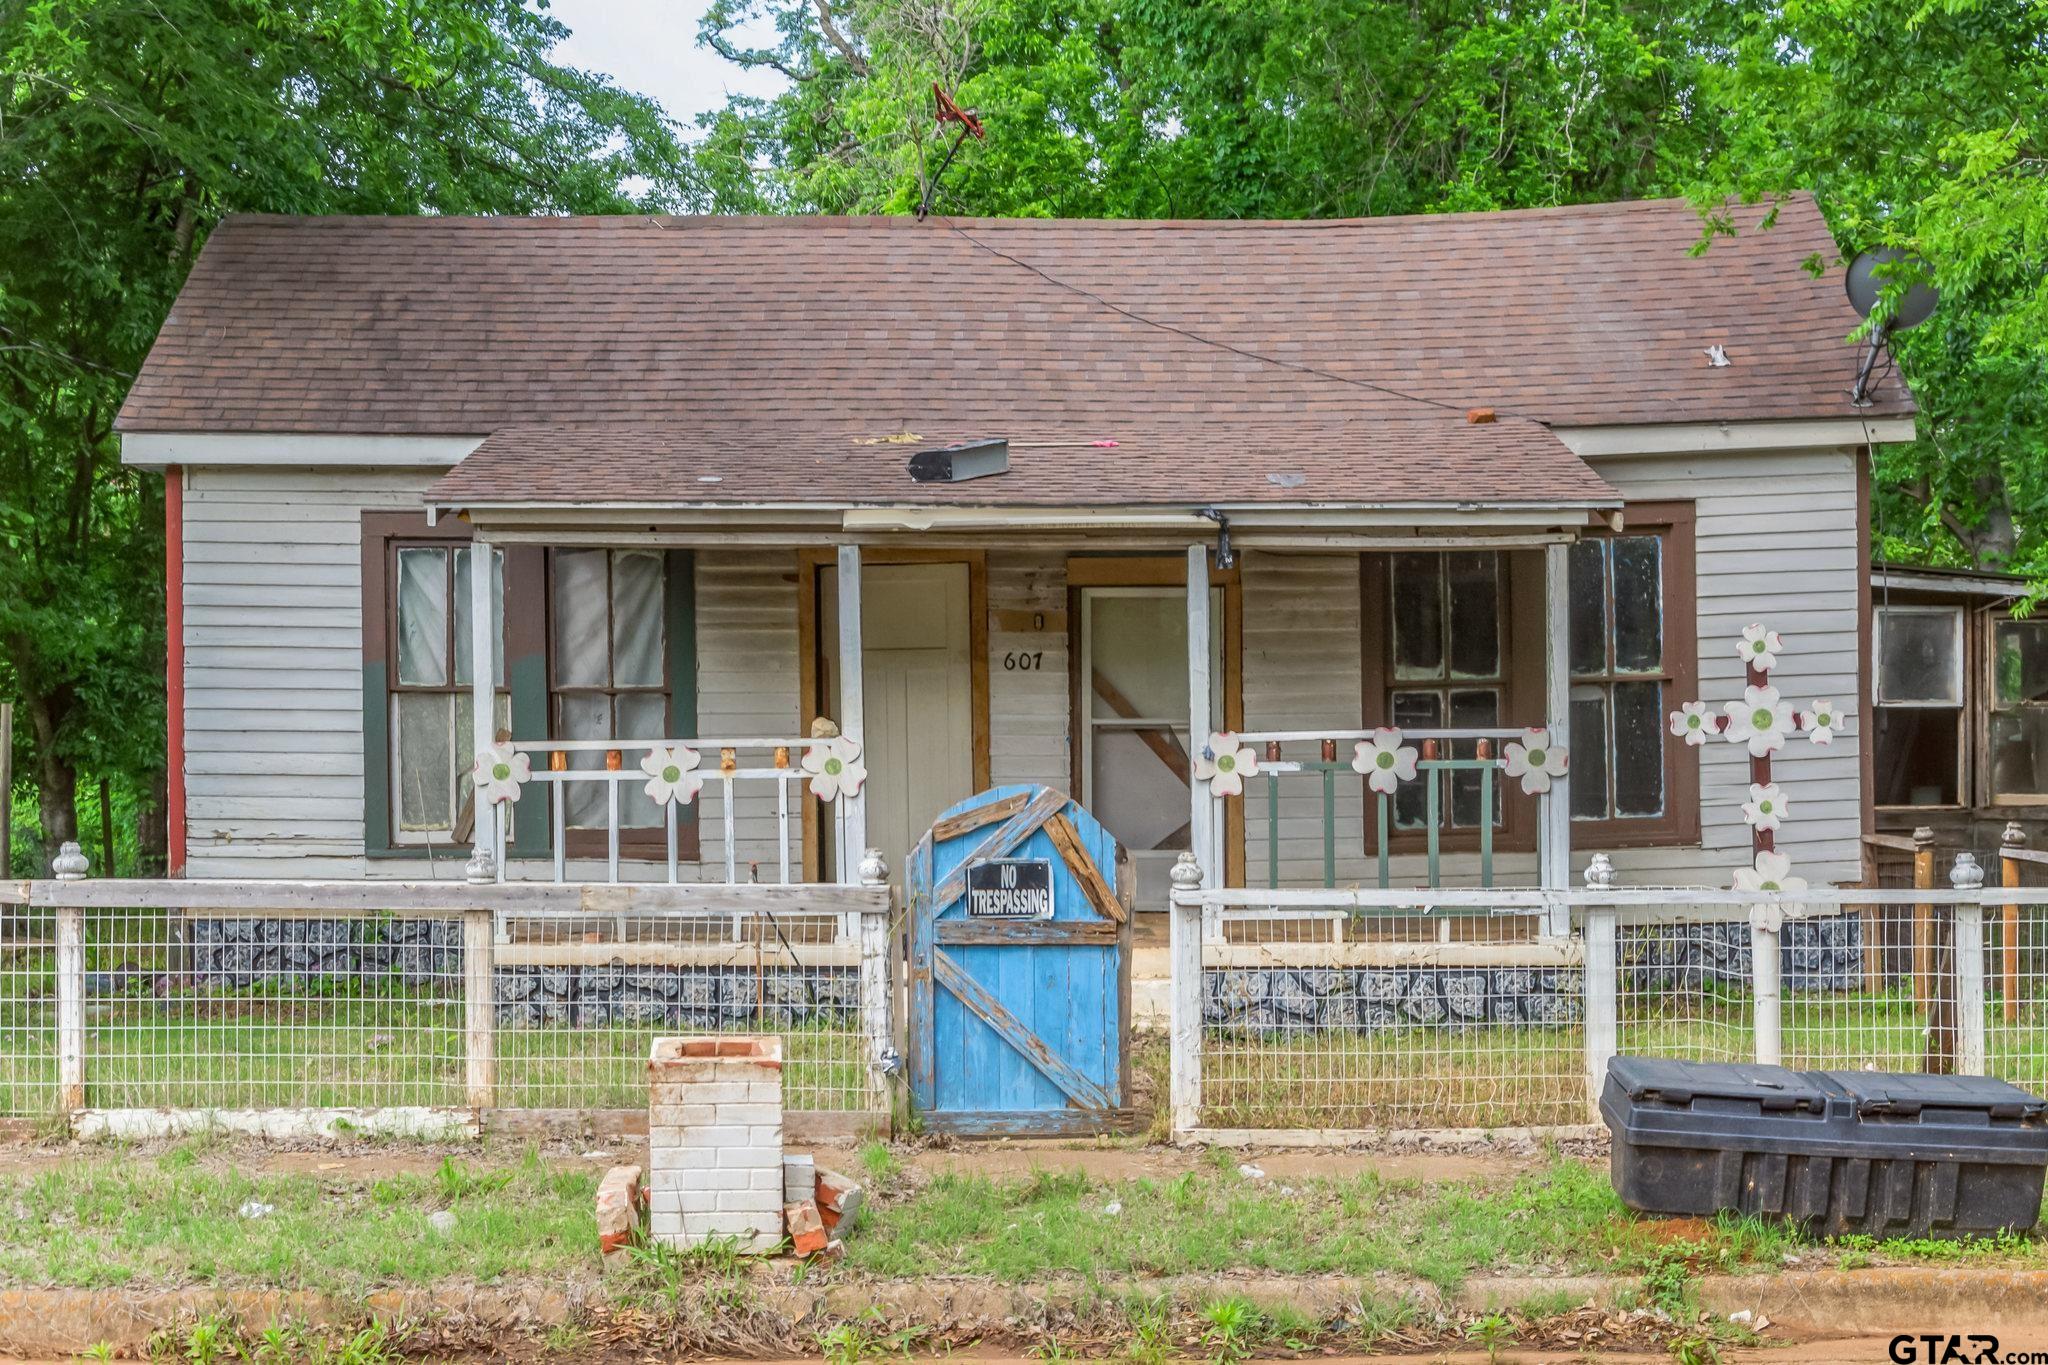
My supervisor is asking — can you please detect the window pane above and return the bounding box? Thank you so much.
[1446,552,1500,680]
[1612,680,1664,817]
[616,692,668,828]
[611,550,666,688]
[394,693,454,831]
[1089,727,1192,852]
[558,693,612,828]
[1611,536,1662,673]
[552,549,610,688]
[1994,621,2048,708]
[453,548,506,688]
[1390,553,1443,680]
[1389,690,1441,829]
[1088,593,1187,720]
[1568,539,1607,676]
[1991,710,2048,800]
[1875,707,1961,805]
[396,548,449,687]
[1570,688,1609,821]
[1878,610,1961,704]
[1448,688,1500,828]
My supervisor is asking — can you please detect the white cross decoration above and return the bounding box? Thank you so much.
[1668,624,1845,891]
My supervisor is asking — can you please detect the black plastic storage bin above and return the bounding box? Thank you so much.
[1600,1057,2048,1238]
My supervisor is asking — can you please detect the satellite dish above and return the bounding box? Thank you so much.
[1845,248,1938,331]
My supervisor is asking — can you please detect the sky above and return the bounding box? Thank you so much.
[545,0,791,129]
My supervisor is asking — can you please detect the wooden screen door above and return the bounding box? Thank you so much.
[908,785,1133,1135]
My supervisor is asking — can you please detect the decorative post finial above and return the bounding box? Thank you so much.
[464,846,497,885]
[2002,820,2026,851]
[51,841,88,880]
[1583,852,1618,890]
[1169,850,1203,891]
[857,848,889,886]
[1950,850,1985,891]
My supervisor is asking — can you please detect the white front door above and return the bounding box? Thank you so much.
[824,562,975,875]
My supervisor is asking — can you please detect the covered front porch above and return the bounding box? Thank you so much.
[436,512,1625,909]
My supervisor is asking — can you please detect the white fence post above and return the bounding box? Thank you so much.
[52,840,88,1113]
[462,904,496,1111]
[1953,852,1987,1076]
[1751,904,1783,1066]
[857,851,893,1124]
[1539,542,1571,932]
[1168,851,1204,1139]
[1581,853,1618,1119]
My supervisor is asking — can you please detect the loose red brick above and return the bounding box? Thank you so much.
[785,1199,828,1257]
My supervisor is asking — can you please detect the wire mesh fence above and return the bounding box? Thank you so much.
[0,888,887,1122]
[491,909,868,1111]
[0,917,55,1116]
[1199,908,1586,1129]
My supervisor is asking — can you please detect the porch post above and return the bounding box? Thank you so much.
[1541,541,1572,930]
[836,544,868,883]
[468,539,498,874]
[1186,544,1218,888]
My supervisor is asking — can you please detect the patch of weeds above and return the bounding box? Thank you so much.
[1353,1291,1423,1349]
[178,1311,240,1364]
[1199,1296,1266,1364]
[817,1308,918,1365]
[1643,1252,1697,1318]
[1029,1336,1076,1363]
[1513,1288,1580,1322]
[432,1154,512,1203]
[856,1139,902,1185]
[1119,1292,1174,1365]
[81,1344,116,1362]
[1263,1301,1320,1349]
[1467,1311,1515,1363]
[1670,1333,1725,1365]
[541,1321,586,1354]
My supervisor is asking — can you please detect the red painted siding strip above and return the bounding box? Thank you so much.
[166,466,186,877]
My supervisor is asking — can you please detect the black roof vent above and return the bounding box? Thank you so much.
[908,439,1009,483]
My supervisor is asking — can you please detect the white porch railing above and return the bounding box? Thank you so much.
[482,736,867,888]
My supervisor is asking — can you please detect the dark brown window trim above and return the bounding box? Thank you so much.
[1570,501,1700,849]
[1362,548,1543,856]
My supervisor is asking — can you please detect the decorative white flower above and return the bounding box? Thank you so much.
[639,745,704,806]
[1733,849,1807,894]
[1669,700,1715,747]
[1741,782,1790,833]
[1737,623,1785,673]
[1721,685,1793,757]
[801,736,868,802]
[1193,732,1259,797]
[1502,727,1570,795]
[1804,699,1840,745]
[1351,729,1418,794]
[471,744,531,805]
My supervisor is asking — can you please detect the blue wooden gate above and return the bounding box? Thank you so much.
[908,785,1132,1135]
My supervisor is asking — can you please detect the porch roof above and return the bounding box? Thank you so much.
[422,414,1619,512]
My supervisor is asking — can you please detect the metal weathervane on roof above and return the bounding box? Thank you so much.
[1667,625,1844,893]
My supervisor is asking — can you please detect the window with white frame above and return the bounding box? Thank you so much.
[1990,616,2048,802]
[389,544,508,843]
[1873,604,1964,806]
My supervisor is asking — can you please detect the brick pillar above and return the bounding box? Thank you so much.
[646,1036,785,1252]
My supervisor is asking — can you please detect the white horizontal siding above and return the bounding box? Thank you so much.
[1592,445,1864,887]
[987,552,1070,792]
[181,466,435,879]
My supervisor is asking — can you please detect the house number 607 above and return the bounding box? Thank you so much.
[1002,651,1044,672]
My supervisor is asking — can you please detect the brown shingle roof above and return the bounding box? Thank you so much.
[426,415,1616,508]
[117,195,1908,508]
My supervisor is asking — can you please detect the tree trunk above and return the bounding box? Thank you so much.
[137,771,168,877]
[20,691,78,876]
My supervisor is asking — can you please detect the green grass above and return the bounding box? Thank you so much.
[0,1148,2041,1297]
[0,1148,599,1294]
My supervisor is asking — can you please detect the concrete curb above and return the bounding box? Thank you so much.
[3,1267,2044,1357]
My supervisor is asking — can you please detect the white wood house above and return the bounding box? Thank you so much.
[118,195,1914,907]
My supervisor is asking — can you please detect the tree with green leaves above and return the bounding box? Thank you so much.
[0,0,694,872]
[695,0,2048,585]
